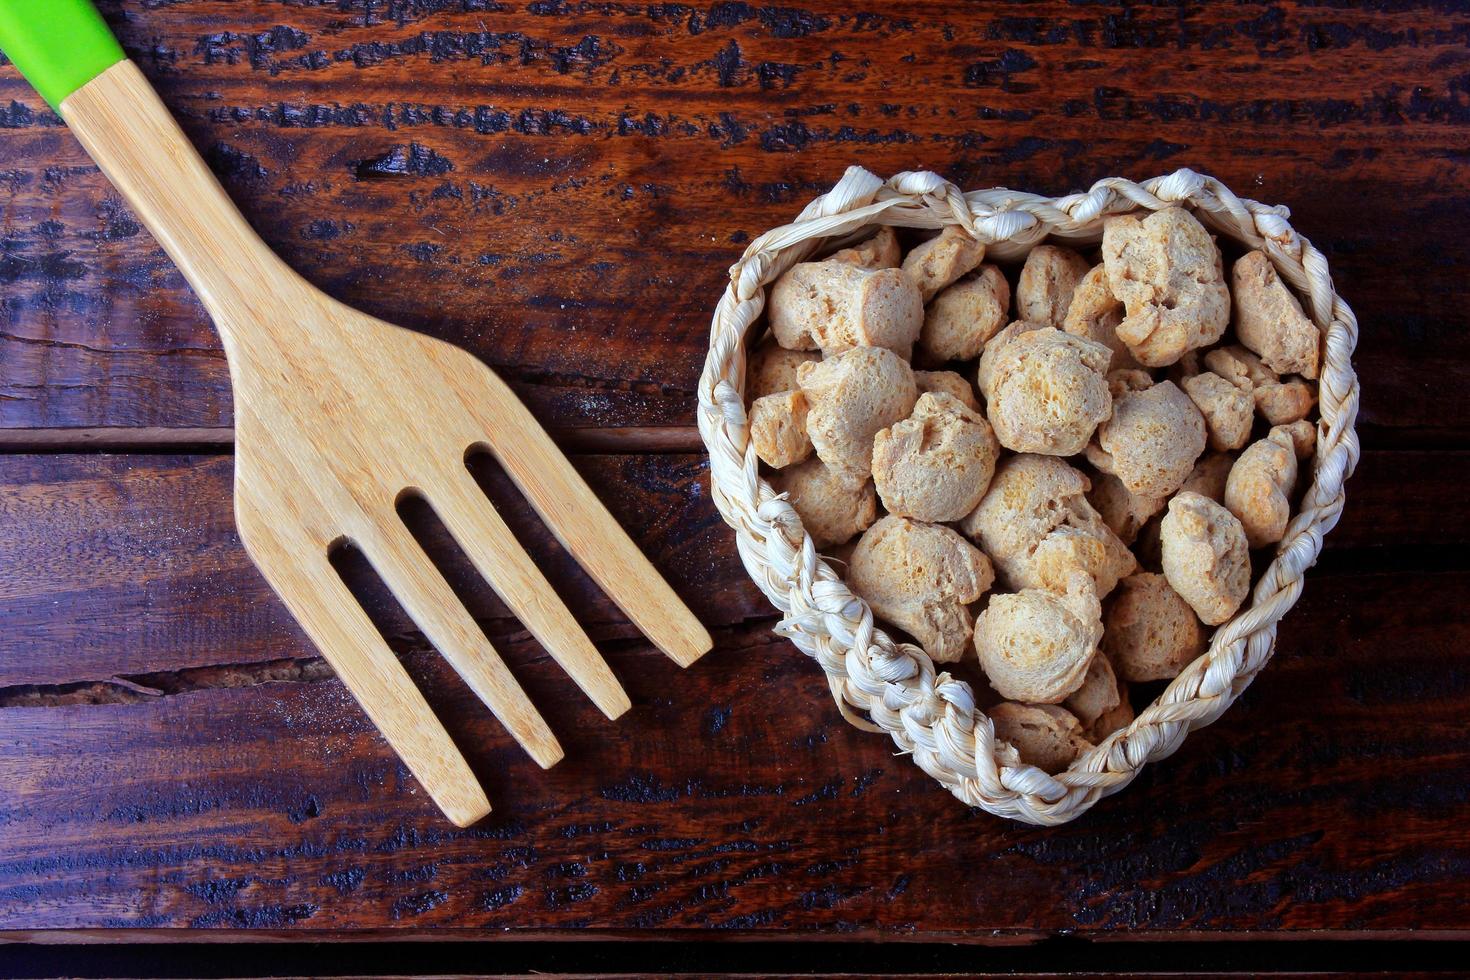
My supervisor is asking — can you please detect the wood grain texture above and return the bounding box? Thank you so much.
[0,569,1465,936]
[0,453,1467,936]
[0,450,1451,690]
[0,0,1466,443]
[0,452,743,690]
[1,0,1467,945]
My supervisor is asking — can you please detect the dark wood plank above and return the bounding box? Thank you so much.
[0,425,705,453]
[0,1,1466,444]
[0,451,761,688]
[2,0,1466,945]
[0,449,1457,688]
[0,568,1464,936]
[0,452,1467,937]
[4,940,1469,980]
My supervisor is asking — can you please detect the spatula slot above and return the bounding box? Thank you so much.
[395,486,630,727]
[326,525,561,769]
[461,443,711,669]
[325,539,420,664]
[448,450,632,719]
[394,491,507,626]
[461,448,591,625]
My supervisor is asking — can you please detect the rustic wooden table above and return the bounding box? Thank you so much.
[1,0,1467,968]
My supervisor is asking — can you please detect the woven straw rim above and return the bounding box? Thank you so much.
[696,167,1361,825]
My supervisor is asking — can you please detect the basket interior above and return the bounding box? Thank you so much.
[700,168,1357,824]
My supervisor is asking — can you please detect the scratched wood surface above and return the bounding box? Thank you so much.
[0,451,1467,937]
[1,0,1467,446]
[0,0,1468,944]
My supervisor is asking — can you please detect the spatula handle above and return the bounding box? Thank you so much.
[0,11,299,359]
[0,3,497,824]
[0,0,124,111]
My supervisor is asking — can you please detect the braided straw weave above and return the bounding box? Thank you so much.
[696,167,1361,825]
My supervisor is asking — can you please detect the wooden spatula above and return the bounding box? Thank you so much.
[0,0,710,827]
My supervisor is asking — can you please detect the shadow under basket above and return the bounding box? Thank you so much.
[696,166,1361,826]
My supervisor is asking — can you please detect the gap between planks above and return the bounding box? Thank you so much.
[0,426,705,454]
[5,564,1467,710]
[0,620,785,711]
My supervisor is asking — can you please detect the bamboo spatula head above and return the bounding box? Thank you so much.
[53,59,711,828]
[229,305,535,799]
[227,300,610,826]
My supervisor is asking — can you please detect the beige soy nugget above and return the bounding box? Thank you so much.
[828,226,900,269]
[872,393,1000,523]
[1204,344,1275,391]
[1182,370,1254,451]
[961,454,1135,597]
[1225,425,1299,549]
[920,264,1009,362]
[1106,367,1154,396]
[1233,250,1321,379]
[1103,572,1206,682]
[1031,527,1112,596]
[848,516,995,663]
[1204,346,1316,426]
[976,320,1040,399]
[1101,207,1230,366]
[974,570,1103,704]
[770,458,877,549]
[1063,263,1140,371]
[914,369,980,411]
[984,327,1114,456]
[1088,470,1166,545]
[1279,419,1316,459]
[901,225,986,303]
[1088,691,1135,743]
[798,346,918,478]
[1017,245,1092,329]
[1064,652,1124,728]
[1255,378,1317,426]
[768,260,923,357]
[1160,492,1251,626]
[1180,451,1236,503]
[747,338,820,401]
[988,702,1093,774]
[748,390,811,469]
[1087,377,1206,498]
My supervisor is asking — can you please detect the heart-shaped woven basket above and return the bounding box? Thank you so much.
[697,166,1361,825]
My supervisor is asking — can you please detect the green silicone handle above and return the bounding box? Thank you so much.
[0,0,126,112]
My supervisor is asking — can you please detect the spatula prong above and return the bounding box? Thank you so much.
[430,471,632,722]
[362,521,565,769]
[430,350,712,668]
[235,503,491,827]
[461,377,713,667]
